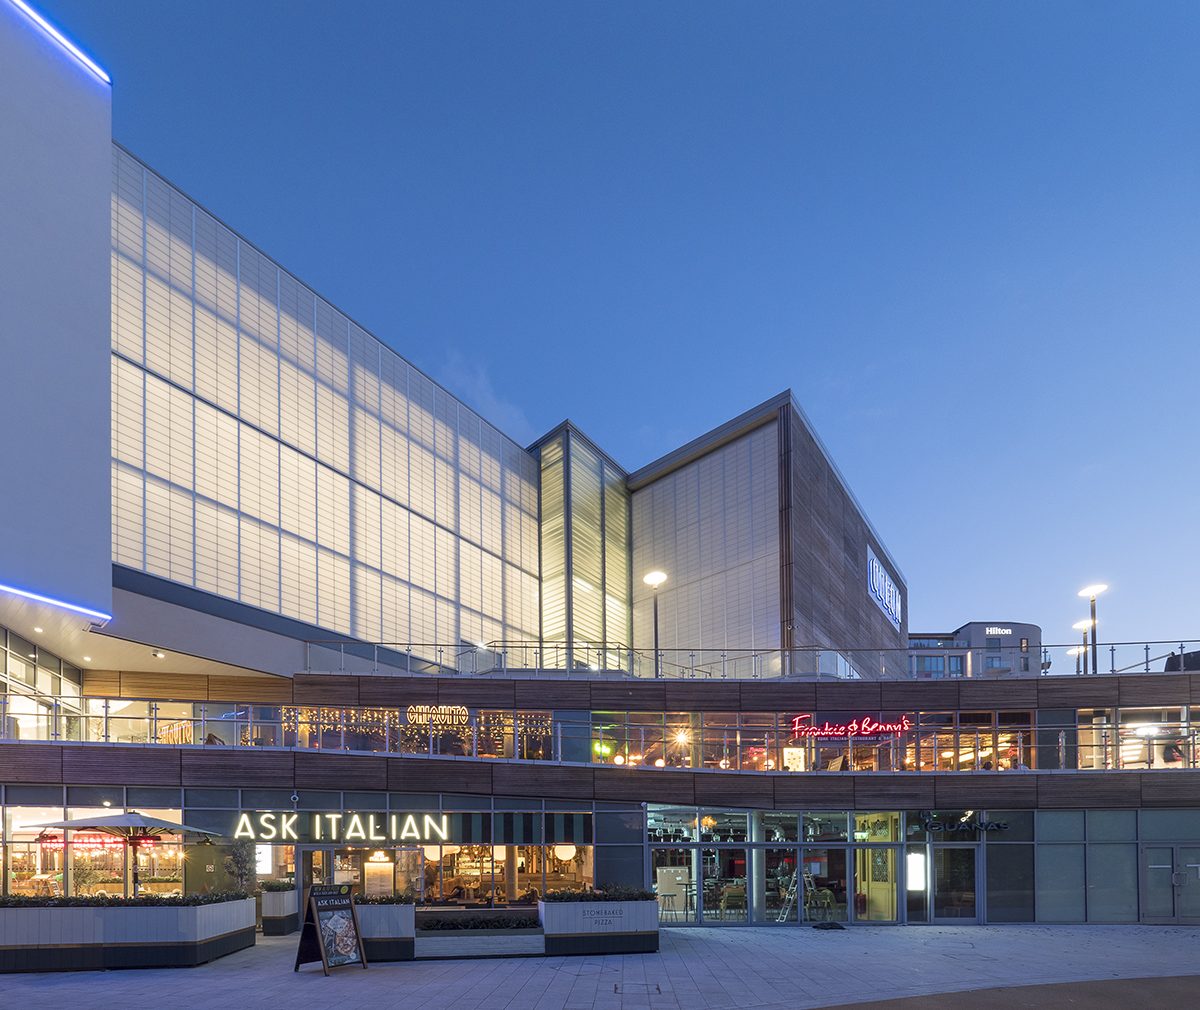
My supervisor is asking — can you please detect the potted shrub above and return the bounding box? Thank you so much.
[539,885,659,956]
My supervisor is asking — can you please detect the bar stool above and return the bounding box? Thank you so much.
[659,893,681,922]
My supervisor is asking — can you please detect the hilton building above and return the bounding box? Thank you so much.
[2,0,1200,930]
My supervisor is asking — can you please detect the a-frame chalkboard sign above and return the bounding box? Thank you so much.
[294,884,369,975]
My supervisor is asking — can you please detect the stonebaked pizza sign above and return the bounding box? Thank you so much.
[295,884,368,975]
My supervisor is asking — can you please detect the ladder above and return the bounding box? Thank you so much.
[777,870,799,922]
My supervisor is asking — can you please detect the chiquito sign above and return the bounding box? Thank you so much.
[234,810,450,844]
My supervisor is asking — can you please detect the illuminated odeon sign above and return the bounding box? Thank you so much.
[405,704,470,728]
[867,546,902,630]
[233,810,449,844]
[790,713,913,739]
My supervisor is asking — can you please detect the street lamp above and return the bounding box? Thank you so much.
[643,570,668,679]
[1066,646,1084,676]
[1071,621,1093,676]
[1077,584,1108,677]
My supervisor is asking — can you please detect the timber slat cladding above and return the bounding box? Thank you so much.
[359,677,438,707]
[595,768,694,805]
[852,775,936,809]
[881,681,959,711]
[386,757,492,794]
[207,673,293,703]
[513,679,591,710]
[589,682,668,712]
[815,682,882,710]
[1138,770,1200,807]
[1118,673,1192,707]
[492,763,595,800]
[292,674,361,706]
[932,773,1037,809]
[1037,677,1119,709]
[436,680,516,709]
[0,743,63,782]
[120,672,209,700]
[772,775,854,809]
[181,749,295,787]
[81,670,120,696]
[664,682,740,712]
[62,745,182,785]
[1038,771,1140,808]
[295,752,386,791]
[958,678,1038,709]
[695,772,773,809]
[741,682,816,711]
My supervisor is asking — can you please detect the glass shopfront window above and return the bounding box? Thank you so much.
[700,714,739,770]
[801,847,848,921]
[997,712,1033,770]
[652,848,695,922]
[758,848,799,922]
[702,848,747,922]
[5,806,65,896]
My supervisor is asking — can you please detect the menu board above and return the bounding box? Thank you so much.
[294,884,368,975]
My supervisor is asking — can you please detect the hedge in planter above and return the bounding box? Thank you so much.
[539,886,660,956]
[0,893,256,972]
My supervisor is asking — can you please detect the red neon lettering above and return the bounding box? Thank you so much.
[789,714,912,738]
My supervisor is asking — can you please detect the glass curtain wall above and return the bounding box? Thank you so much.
[537,425,630,671]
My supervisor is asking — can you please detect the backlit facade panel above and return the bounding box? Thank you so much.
[109,147,541,661]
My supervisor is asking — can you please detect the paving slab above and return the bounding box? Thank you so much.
[1,924,1198,1009]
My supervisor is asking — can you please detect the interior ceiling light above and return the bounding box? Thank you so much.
[152,650,166,659]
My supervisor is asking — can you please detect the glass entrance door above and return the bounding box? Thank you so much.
[931,847,977,921]
[1141,845,1200,923]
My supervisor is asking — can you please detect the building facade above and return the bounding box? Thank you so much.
[2,0,1199,929]
[909,622,1045,679]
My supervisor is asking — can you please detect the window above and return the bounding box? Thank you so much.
[1019,638,1029,653]
[1020,657,1030,672]
[985,657,1004,670]
[985,637,1002,652]
[948,656,964,678]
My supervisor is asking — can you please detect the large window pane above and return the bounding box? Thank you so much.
[1087,844,1138,921]
[986,845,1034,921]
[1036,844,1085,921]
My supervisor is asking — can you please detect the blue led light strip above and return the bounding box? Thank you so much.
[8,0,111,84]
[0,581,112,623]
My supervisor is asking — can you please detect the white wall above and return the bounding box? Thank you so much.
[0,1,112,620]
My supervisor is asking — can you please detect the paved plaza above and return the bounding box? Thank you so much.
[3,925,1198,1009]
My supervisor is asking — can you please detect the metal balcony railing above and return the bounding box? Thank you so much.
[300,639,1200,681]
[4,692,1200,775]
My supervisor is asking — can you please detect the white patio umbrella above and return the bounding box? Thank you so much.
[26,810,215,895]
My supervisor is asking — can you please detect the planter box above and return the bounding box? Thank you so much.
[261,888,299,936]
[0,898,256,972]
[538,900,659,956]
[356,903,415,962]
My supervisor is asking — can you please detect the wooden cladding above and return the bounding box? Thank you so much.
[82,670,292,703]
[79,669,1200,715]
[6,742,1200,809]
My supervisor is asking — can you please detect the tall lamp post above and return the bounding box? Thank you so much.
[1077,584,1108,677]
[1072,620,1093,676]
[1067,646,1083,676]
[643,570,668,679]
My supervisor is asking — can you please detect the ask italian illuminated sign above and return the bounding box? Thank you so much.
[234,810,449,844]
[867,546,902,630]
[790,714,913,739]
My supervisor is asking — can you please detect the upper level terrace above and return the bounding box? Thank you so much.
[5,647,1200,776]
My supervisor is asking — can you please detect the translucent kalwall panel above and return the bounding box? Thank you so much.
[109,147,541,658]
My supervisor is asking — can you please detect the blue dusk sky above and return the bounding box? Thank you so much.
[39,0,1200,650]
